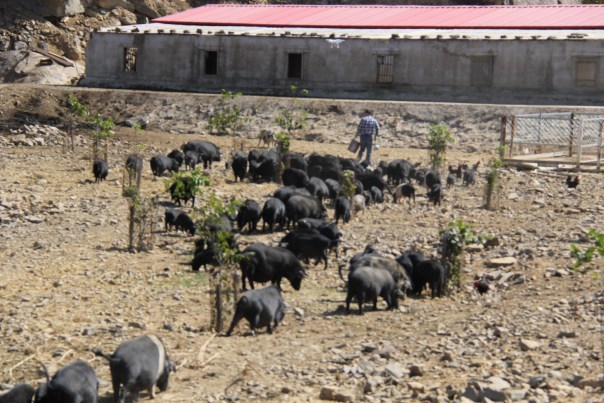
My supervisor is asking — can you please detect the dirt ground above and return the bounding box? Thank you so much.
[0,84,602,402]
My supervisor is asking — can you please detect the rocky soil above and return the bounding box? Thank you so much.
[0,83,602,402]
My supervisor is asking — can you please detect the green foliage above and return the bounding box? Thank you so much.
[275,132,291,178]
[165,168,210,204]
[68,94,89,119]
[122,185,139,198]
[132,123,142,135]
[341,170,357,200]
[92,113,114,139]
[207,89,245,135]
[427,123,455,171]
[571,229,604,273]
[274,85,309,135]
[440,217,476,293]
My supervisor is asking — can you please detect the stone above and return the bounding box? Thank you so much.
[409,365,423,377]
[520,339,541,351]
[506,389,527,401]
[462,382,482,402]
[577,377,604,389]
[487,376,511,391]
[407,381,425,393]
[81,327,96,336]
[293,307,304,318]
[95,0,135,12]
[483,387,506,401]
[319,387,353,402]
[385,363,405,379]
[487,257,517,267]
[528,375,547,388]
[556,330,576,338]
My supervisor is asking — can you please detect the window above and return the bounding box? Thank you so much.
[470,56,494,87]
[123,47,137,72]
[287,53,303,79]
[576,57,598,87]
[377,55,394,83]
[205,51,218,76]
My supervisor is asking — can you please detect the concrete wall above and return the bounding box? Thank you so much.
[84,32,604,105]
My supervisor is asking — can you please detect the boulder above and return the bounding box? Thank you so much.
[11,52,82,85]
[41,0,85,17]
[95,0,135,12]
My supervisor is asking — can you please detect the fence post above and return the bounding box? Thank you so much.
[499,116,507,154]
[509,117,516,157]
[568,113,575,157]
[597,121,603,171]
[576,117,583,168]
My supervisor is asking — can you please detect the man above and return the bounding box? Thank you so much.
[356,110,379,165]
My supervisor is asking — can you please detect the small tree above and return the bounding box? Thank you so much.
[440,217,476,294]
[275,132,290,182]
[91,113,114,162]
[165,168,211,208]
[195,194,243,333]
[484,146,507,210]
[65,94,89,152]
[274,85,309,137]
[207,89,245,135]
[341,170,357,217]
[427,123,455,172]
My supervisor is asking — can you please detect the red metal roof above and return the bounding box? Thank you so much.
[153,4,604,30]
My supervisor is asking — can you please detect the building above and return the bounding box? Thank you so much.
[83,4,604,104]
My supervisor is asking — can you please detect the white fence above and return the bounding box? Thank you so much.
[501,113,603,169]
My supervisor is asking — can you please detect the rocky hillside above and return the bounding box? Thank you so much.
[0,0,581,85]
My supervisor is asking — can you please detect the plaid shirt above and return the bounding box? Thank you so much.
[357,115,380,137]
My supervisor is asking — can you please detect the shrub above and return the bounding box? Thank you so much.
[427,123,454,172]
[207,89,245,135]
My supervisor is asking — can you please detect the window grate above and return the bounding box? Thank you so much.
[377,55,394,83]
[123,48,137,72]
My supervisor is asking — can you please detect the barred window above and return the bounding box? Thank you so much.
[377,55,394,83]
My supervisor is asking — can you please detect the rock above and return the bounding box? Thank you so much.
[441,351,455,362]
[319,386,353,402]
[95,0,135,12]
[462,382,482,402]
[487,376,511,391]
[293,307,304,318]
[520,339,541,351]
[407,381,425,393]
[409,364,423,377]
[529,375,547,388]
[483,387,506,402]
[41,0,85,17]
[557,330,576,338]
[506,389,527,401]
[494,327,509,337]
[111,7,138,25]
[81,327,97,336]
[53,280,64,287]
[385,363,405,379]
[125,115,150,129]
[577,377,604,389]
[25,216,44,223]
[487,257,517,267]
[33,240,46,249]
